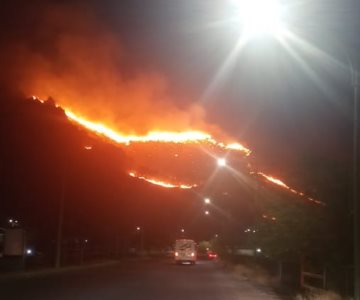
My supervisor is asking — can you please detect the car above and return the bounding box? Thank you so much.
[207,251,218,260]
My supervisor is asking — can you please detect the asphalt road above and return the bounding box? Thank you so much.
[0,258,280,300]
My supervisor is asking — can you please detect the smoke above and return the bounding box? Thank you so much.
[1,2,218,135]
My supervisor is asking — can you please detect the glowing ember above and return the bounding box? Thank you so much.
[32,95,45,104]
[258,172,289,189]
[129,171,196,189]
[258,172,325,206]
[224,143,251,156]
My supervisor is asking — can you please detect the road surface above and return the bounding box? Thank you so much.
[0,258,280,300]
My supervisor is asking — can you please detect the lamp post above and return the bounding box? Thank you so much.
[352,68,359,300]
[55,145,93,268]
[55,166,66,269]
[136,226,144,254]
[225,1,359,296]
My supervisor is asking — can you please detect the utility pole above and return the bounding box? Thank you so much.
[352,68,360,300]
[55,164,66,268]
[140,228,144,254]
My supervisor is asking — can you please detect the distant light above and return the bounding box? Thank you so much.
[205,210,210,215]
[217,158,226,167]
[8,219,13,223]
[84,239,88,243]
[181,229,185,233]
[215,234,219,238]
[84,146,92,150]
[253,230,256,233]
[256,248,262,253]
[175,251,179,257]
[14,220,18,223]
[136,226,141,231]
[191,252,195,257]
[26,249,33,255]
[204,198,211,204]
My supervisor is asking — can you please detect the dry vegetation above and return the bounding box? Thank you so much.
[232,263,276,286]
[295,291,351,300]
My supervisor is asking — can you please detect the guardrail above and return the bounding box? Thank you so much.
[300,256,326,290]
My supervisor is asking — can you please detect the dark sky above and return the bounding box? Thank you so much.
[1,0,359,176]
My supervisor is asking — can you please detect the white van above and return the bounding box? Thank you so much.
[174,239,197,265]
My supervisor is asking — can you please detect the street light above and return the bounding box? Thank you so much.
[228,2,359,297]
[56,146,93,268]
[204,198,211,204]
[352,69,359,300]
[235,0,285,38]
[8,218,19,228]
[205,210,210,216]
[217,158,226,167]
[181,228,185,233]
[136,226,144,254]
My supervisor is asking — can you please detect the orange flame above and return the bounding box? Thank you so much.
[129,171,196,189]
[258,172,289,189]
[257,172,325,206]
[31,96,251,154]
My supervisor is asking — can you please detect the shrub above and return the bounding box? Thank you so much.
[294,290,348,300]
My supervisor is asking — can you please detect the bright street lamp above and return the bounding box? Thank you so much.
[217,158,226,167]
[204,198,211,204]
[235,0,285,38]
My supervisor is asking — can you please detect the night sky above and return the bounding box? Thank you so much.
[1,0,359,177]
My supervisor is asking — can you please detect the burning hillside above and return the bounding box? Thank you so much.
[30,96,324,207]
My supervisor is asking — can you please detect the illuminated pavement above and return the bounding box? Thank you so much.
[0,258,280,300]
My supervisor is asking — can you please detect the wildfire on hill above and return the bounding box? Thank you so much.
[31,96,322,206]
